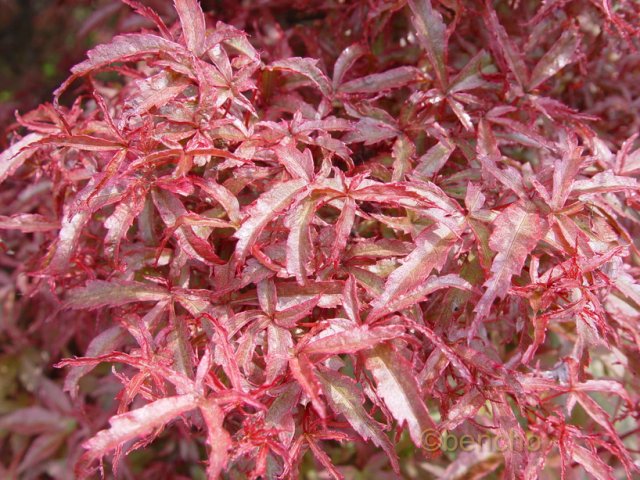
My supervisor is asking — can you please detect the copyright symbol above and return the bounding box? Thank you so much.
[422,429,441,452]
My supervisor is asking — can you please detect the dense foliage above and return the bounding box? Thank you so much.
[0,0,180,132]
[1,0,640,478]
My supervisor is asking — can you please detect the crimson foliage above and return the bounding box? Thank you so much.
[1,0,640,479]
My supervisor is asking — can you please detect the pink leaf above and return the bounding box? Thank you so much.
[48,135,124,151]
[0,214,59,232]
[266,324,293,383]
[289,354,325,418]
[272,142,314,182]
[191,176,241,225]
[442,388,485,431]
[364,344,436,447]
[369,274,472,322]
[274,295,321,328]
[78,394,198,474]
[174,0,206,56]
[199,399,231,479]
[341,275,361,324]
[302,324,404,356]
[391,134,416,181]
[152,189,225,265]
[408,0,448,89]
[342,117,400,144]
[447,97,474,131]
[551,133,584,209]
[339,67,422,94]
[448,49,492,94]
[529,27,581,90]
[490,393,528,476]
[414,138,455,178]
[43,210,88,274]
[307,438,344,480]
[71,34,184,76]
[332,43,367,89]
[64,280,170,310]
[268,58,332,97]
[121,0,172,39]
[571,171,640,195]
[234,179,307,263]
[316,368,399,472]
[570,443,615,480]
[472,202,548,338]
[257,278,278,317]
[265,383,300,446]
[574,380,632,404]
[476,120,527,198]
[104,190,146,260]
[370,223,459,319]
[125,73,190,119]
[286,197,317,284]
[62,325,128,398]
[327,197,356,265]
[0,133,43,185]
[482,1,528,88]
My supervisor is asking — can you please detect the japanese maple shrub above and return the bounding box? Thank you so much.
[1,0,639,478]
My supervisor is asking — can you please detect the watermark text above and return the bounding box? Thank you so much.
[422,429,541,453]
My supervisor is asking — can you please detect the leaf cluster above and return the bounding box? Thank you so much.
[1,1,640,479]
